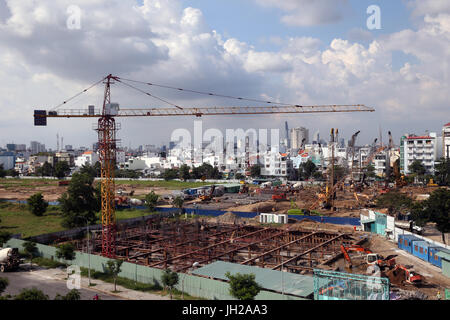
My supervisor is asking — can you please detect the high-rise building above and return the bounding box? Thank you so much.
[312,130,320,144]
[30,141,46,154]
[443,122,450,159]
[290,127,309,150]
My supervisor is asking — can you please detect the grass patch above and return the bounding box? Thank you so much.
[113,209,158,220]
[115,180,214,190]
[80,267,163,292]
[0,178,58,189]
[0,203,66,237]
[33,257,67,269]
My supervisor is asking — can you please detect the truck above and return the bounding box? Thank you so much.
[394,220,423,235]
[0,247,20,272]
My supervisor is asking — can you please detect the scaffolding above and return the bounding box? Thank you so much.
[313,269,390,300]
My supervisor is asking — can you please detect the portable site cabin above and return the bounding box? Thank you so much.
[259,213,288,224]
[412,241,430,261]
[436,250,450,278]
[398,234,421,254]
[429,247,450,269]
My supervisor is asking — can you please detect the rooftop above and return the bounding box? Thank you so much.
[192,261,314,298]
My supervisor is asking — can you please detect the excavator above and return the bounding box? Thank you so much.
[340,245,396,269]
[389,264,422,284]
[200,185,216,202]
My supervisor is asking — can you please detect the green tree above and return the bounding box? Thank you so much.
[0,164,5,178]
[14,288,49,300]
[375,192,413,215]
[191,163,220,179]
[5,169,19,177]
[145,191,159,212]
[161,269,179,300]
[365,164,376,179]
[37,161,53,177]
[54,161,71,178]
[0,231,12,247]
[225,272,261,300]
[172,196,184,212]
[79,163,100,178]
[179,164,191,181]
[163,168,179,181]
[26,193,48,217]
[56,243,76,261]
[409,160,426,180]
[115,169,140,179]
[0,278,8,296]
[58,172,100,228]
[298,160,317,180]
[434,158,450,186]
[332,165,347,181]
[250,164,261,178]
[105,259,123,292]
[23,241,38,270]
[411,188,450,244]
[54,289,81,300]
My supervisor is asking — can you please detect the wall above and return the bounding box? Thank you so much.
[4,238,304,300]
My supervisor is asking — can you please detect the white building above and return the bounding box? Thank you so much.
[400,133,437,174]
[0,152,15,170]
[260,150,294,178]
[443,122,450,159]
[74,151,99,167]
[290,127,309,150]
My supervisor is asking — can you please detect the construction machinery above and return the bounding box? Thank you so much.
[272,192,287,202]
[33,74,374,258]
[239,183,249,194]
[0,247,20,272]
[200,185,216,202]
[427,178,438,187]
[340,245,396,269]
[388,264,422,284]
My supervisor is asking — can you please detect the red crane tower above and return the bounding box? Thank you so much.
[34,74,374,258]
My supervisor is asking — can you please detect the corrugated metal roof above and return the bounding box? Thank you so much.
[192,261,314,298]
[436,248,450,260]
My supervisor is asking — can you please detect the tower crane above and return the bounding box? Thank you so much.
[33,74,374,258]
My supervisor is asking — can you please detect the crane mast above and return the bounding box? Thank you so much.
[34,74,374,258]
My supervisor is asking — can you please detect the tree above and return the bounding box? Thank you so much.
[105,259,123,292]
[0,231,12,247]
[56,243,76,261]
[225,272,261,300]
[179,164,190,181]
[0,164,5,178]
[332,165,347,181]
[5,169,19,177]
[172,196,184,211]
[37,161,53,177]
[161,269,179,300]
[365,164,376,179]
[145,191,159,212]
[54,160,71,178]
[0,277,8,296]
[27,193,48,217]
[163,168,179,181]
[23,241,38,270]
[434,158,450,186]
[409,160,426,180]
[79,163,99,178]
[250,165,261,178]
[58,172,100,228]
[298,160,317,180]
[14,288,49,300]
[411,188,450,244]
[54,289,81,300]
[375,192,413,215]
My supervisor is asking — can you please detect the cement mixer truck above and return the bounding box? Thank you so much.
[0,247,20,272]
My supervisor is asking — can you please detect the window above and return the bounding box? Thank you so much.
[414,245,418,251]
[404,239,407,246]
[435,255,438,261]
[420,247,423,254]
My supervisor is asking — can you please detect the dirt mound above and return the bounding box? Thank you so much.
[216,211,242,224]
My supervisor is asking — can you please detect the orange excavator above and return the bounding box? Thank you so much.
[340,245,396,269]
[390,264,422,284]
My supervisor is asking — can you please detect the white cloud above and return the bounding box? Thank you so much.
[252,0,348,26]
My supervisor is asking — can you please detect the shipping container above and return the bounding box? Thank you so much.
[411,240,430,261]
[398,234,421,254]
[429,247,450,268]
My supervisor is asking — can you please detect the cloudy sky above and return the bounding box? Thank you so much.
[0,0,449,150]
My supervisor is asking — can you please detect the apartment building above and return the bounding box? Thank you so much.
[260,150,294,178]
[400,133,437,174]
[443,123,450,159]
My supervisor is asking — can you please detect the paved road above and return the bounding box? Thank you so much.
[0,265,120,300]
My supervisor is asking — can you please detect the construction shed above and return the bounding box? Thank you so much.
[412,241,430,261]
[429,247,450,268]
[222,183,242,193]
[436,250,450,277]
[192,261,314,299]
[398,234,421,254]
